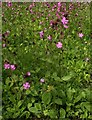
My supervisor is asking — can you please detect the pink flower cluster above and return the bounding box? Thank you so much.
[78,33,84,38]
[4,63,16,71]
[7,2,12,7]
[23,82,30,89]
[56,42,62,48]
[47,35,52,40]
[39,31,44,38]
[61,17,69,28]
[40,78,45,83]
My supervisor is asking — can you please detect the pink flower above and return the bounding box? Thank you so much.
[30,9,33,14]
[23,82,30,90]
[52,8,54,11]
[64,25,68,28]
[56,42,62,48]
[47,35,52,40]
[4,31,10,37]
[58,2,61,7]
[3,44,6,48]
[7,2,12,7]
[39,31,44,38]
[57,8,60,12]
[48,14,51,16]
[4,63,10,69]
[61,12,65,15]
[0,34,2,40]
[10,64,16,71]
[50,20,53,26]
[85,57,89,62]
[40,78,45,83]
[29,4,33,9]
[61,17,68,25]
[79,33,84,38]
[39,21,43,24]
[56,13,60,19]
[26,72,31,76]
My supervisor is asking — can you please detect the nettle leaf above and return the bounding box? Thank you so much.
[42,92,51,105]
[60,108,66,118]
[54,98,62,105]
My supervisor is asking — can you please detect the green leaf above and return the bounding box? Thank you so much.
[13,112,20,118]
[5,77,10,85]
[62,75,72,81]
[74,92,85,103]
[9,95,16,103]
[27,103,32,111]
[60,108,66,118]
[17,100,23,108]
[52,72,57,78]
[54,98,62,105]
[48,109,57,119]
[42,92,51,105]
[45,71,50,78]
[35,103,41,110]
[28,107,39,114]
[52,72,61,81]
[81,102,91,111]
[43,109,49,116]
[36,68,40,73]
[74,95,82,103]
[20,111,30,119]
[25,89,31,95]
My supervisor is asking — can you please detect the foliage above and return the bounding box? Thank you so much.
[2,2,91,120]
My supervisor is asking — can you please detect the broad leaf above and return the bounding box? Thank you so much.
[54,98,62,105]
[42,92,51,105]
[60,108,66,118]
